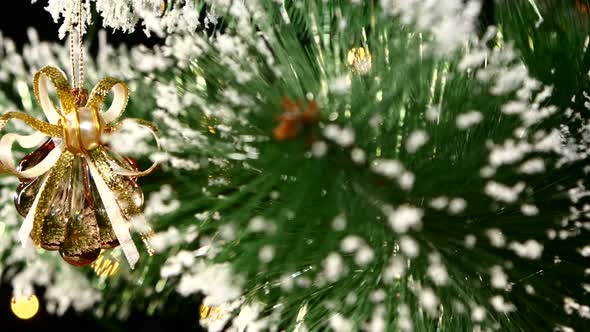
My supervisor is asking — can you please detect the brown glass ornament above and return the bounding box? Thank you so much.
[14,140,144,267]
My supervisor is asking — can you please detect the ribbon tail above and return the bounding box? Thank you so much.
[86,156,139,269]
[130,214,156,256]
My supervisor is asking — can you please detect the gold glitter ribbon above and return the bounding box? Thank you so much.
[33,66,76,119]
[87,76,129,124]
[19,151,75,244]
[86,151,141,267]
[0,112,62,137]
[0,112,63,178]
[0,67,75,179]
[1,66,159,269]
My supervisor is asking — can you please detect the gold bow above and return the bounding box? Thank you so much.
[0,66,159,268]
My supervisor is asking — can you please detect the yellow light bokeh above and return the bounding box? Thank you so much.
[200,305,224,320]
[347,47,372,75]
[11,295,39,320]
[91,251,120,277]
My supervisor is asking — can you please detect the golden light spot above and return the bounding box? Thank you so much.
[91,250,120,277]
[200,305,210,318]
[11,295,39,320]
[160,0,167,17]
[200,305,224,320]
[347,47,372,75]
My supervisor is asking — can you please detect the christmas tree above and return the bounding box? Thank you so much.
[1,0,590,331]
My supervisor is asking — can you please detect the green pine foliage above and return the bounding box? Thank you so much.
[136,0,590,330]
[1,1,589,331]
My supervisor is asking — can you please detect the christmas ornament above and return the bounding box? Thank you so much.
[0,0,158,268]
[273,97,319,141]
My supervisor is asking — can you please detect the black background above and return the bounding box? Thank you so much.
[0,1,163,51]
[0,1,494,331]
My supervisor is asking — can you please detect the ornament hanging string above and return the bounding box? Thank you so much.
[69,0,85,90]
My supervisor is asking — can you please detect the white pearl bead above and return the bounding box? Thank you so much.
[64,107,102,152]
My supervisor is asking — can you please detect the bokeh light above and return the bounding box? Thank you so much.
[11,295,39,320]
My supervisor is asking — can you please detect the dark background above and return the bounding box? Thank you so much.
[0,1,494,331]
[0,1,164,51]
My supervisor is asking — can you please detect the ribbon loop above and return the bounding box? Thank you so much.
[0,111,64,177]
[33,66,75,123]
[0,111,62,137]
[0,132,46,175]
[105,118,160,177]
[87,77,129,125]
